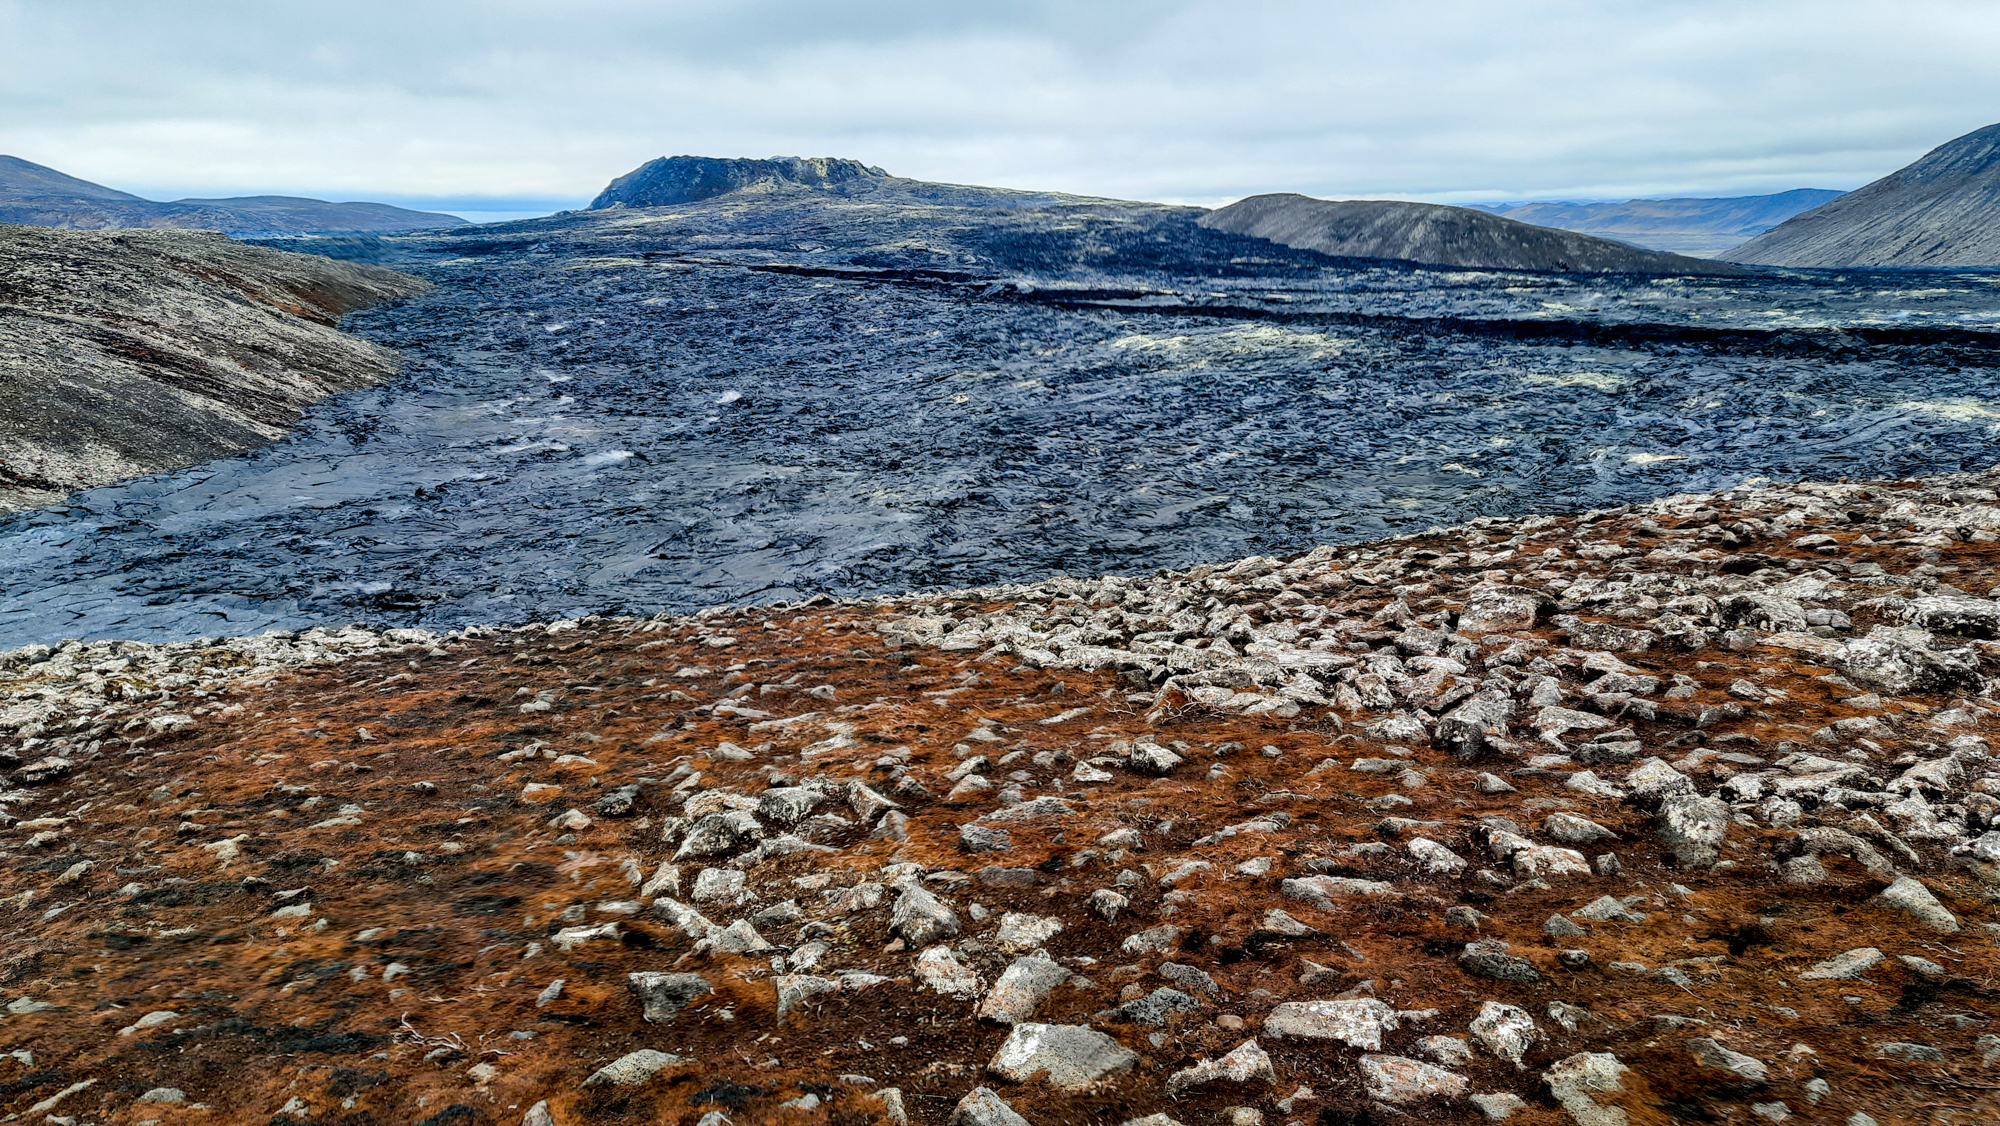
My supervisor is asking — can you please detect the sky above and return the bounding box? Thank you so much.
[4,0,2000,218]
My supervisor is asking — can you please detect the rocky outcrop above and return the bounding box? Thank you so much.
[1483,189,1843,256]
[4,467,1999,1124]
[590,155,892,208]
[0,154,466,236]
[0,224,427,512]
[1721,121,2000,266]
[1201,193,1749,274]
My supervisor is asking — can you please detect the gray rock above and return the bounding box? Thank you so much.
[1687,1037,1768,1082]
[626,972,712,1023]
[1263,998,1403,1049]
[1874,1041,1944,1062]
[1470,1001,1538,1069]
[949,1086,1031,1126]
[138,1087,187,1104]
[1121,924,1180,955]
[978,955,1069,1024]
[1875,876,1960,932]
[1833,634,1981,695]
[1159,961,1220,997]
[522,1103,554,1126]
[1087,889,1129,921]
[1280,874,1395,911]
[1574,895,1647,924]
[1107,986,1201,1027]
[959,825,1014,853]
[1544,913,1586,937]
[673,809,762,861]
[917,945,985,1001]
[1129,743,1183,775]
[774,974,839,1023]
[1356,1053,1470,1104]
[1435,691,1515,757]
[1545,812,1618,844]
[1543,1052,1631,1126]
[1163,1037,1275,1096]
[1798,947,1886,982]
[892,884,961,946]
[757,786,824,825]
[1459,940,1541,983]
[583,1048,688,1087]
[987,1023,1137,1092]
[1470,1091,1529,1120]
[1905,594,2000,639]
[1657,793,1730,868]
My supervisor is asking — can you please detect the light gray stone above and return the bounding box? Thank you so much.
[1875,876,1960,932]
[1163,1038,1275,1096]
[1798,947,1884,981]
[949,1086,1031,1126]
[892,884,962,946]
[978,955,1068,1024]
[1687,1037,1768,1082]
[1357,1053,1468,1103]
[1470,1001,1538,1069]
[583,1048,688,1088]
[1543,1051,1631,1126]
[987,1023,1137,1092]
[626,971,712,1023]
[1263,998,1402,1049]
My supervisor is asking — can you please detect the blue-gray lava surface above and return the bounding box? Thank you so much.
[5,189,2000,648]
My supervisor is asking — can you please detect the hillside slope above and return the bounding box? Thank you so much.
[0,224,428,513]
[0,155,467,236]
[1484,189,1842,256]
[1202,194,1746,274]
[1721,122,2000,267]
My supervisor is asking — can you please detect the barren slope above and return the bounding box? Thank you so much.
[0,224,428,512]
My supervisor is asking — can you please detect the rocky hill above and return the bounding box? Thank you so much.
[1722,122,2000,267]
[0,224,429,513]
[591,156,894,208]
[1482,190,1843,257]
[0,155,467,236]
[1201,194,1748,275]
[4,467,1999,1124]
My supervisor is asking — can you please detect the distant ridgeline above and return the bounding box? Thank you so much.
[0,155,466,237]
[1478,190,1844,257]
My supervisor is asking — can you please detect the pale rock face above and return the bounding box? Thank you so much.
[1470,1001,1539,1069]
[1356,1053,1469,1103]
[1262,999,1404,1049]
[1543,1052,1632,1126]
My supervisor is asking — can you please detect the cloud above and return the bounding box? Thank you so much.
[3,0,1998,206]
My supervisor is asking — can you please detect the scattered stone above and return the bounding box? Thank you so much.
[583,1049,688,1087]
[1874,876,1960,932]
[1798,947,1884,981]
[1687,1036,1769,1082]
[978,955,1067,1023]
[949,1087,1031,1126]
[1163,1037,1275,1096]
[1470,1001,1538,1069]
[1543,1052,1631,1126]
[1459,940,1541,983]
[987,1023,1138,1092]
[1263,998,1404,1049]
[627,972,712,1023]
[1357,1053,1468,1104]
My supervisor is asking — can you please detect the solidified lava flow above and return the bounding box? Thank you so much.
[3,189,2000,649]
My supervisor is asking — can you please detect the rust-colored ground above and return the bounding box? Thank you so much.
[5,493,2000,1125]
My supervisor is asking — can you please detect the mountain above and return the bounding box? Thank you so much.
[0,155,468,236]
[1480,189,1843,256]
[592,156,892,207]
[0,224,427,513]
[1720,122,2000,267]
[1198,194,1747,274]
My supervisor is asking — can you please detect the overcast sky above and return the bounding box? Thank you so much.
[4,0,1999,214]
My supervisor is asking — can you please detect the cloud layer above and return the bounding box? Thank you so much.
[4,0,1998,207]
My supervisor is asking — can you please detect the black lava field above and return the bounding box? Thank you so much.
[5,197,2000,649]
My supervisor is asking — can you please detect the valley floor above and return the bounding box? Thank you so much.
[5,470,2000,1124]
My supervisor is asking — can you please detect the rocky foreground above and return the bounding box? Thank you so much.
[8,472,2000,1124]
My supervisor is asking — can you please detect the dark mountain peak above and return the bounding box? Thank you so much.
[1721,121,2000,267]
[589,155,891,209]
[0,154,145,204]
[1201,194,1745,275]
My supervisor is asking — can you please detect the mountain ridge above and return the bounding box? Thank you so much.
[0,155,469,236]
[1199,193,1747,275]
[1720,122,2000,266]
